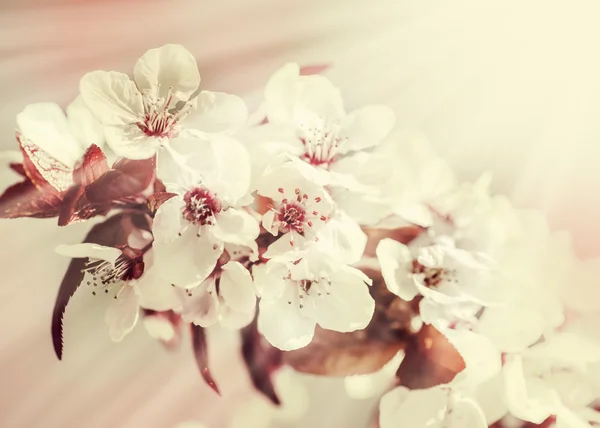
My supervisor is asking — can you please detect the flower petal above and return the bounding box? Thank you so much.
[104,125,160,160]
[153,227,223,288]
[133,44,200,104]
[16,102,82,168]
[219,261,256,313]
[212,208,259,247]
[376,238,419,301]
[379,386,448,428]
[55,243,121,263]
[80,70,144,126]
[105,285,139,342]
[339,105,395,154]
[134,267,180,312]
[186,91,248,133]
[66,95,105,149]
[313,265,375,333]
[258,286,316,351]
[181,278,220,327]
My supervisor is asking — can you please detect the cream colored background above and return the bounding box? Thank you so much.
[1,1,599,427]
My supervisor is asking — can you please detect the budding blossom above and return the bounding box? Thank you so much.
[79,44,247,160]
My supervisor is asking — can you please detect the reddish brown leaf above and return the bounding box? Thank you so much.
[190,324,220,395]
[146,192,177,215]
[52,213,144,360]
[153,178,167,193]
[73,144,109,187]
[0,178,62,219]
[241,315,283,405]
[299,64,330,75]
[284,269,414,376]
[396,324,466,390]
[9,163,26,177]
[86,157,155,203]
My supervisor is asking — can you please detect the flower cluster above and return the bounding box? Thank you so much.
[2,44,599,428]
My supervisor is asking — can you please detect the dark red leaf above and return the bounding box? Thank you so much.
[52,213,143,360]
[0,178,62,219]
[9,163,26,177]
[146,192,177,215]
[73,144,109,187]
[396,324,466,390]
[241,314,283,405]
[190,324,220,395]
[58,184,85,226]
[86,157,155,203]
[299,64,330,75]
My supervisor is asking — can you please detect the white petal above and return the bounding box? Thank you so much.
[476,301,545,353]
[219,261,255,313]
[339,105,395,154]
[291,75,346,123]
[55,243,121,263]
[252,261,288,300]
[314,265,375,333]
[66,95,104,149]
[262,233,308,261]
[314,211,367,265]
[16,102,82,167]
[152,196,187,242]
[443,329,501,388]
[264,63,300,124]
[218,305,256,330]
[186,91,248,133]
[181,278,220,327]
[212,208,259,247]
[105,285,139,342]
[379,386,448,428]
[153,227,223,288]
[446,396,488,428]
[133,44,200,104]
[502,355,556,424]
[134,267,180,312]
[524,333,600,369]
[80,71,144,126]
[376,238,419,301]
[103,124,160,160]
[258,287,316,351]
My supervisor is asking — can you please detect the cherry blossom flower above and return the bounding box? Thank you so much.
[256,162,334,259]
[376,236,495,326]
[152,134,259,288]
[502,333,600,428]
[255,257,375,351]
[55,242,174,342]
[15,98,104,191]
[79,44,247,160]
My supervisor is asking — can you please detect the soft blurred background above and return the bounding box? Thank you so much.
[1,0,600,427]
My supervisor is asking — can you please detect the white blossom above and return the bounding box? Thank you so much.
[79,44,247,160]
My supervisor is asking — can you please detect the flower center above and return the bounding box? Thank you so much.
[137,85,193,138]
[411,260,450,288]
[299,119,346,168]
[84,246,144,297]
[182,187,222,225]
[277,202,306,233]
